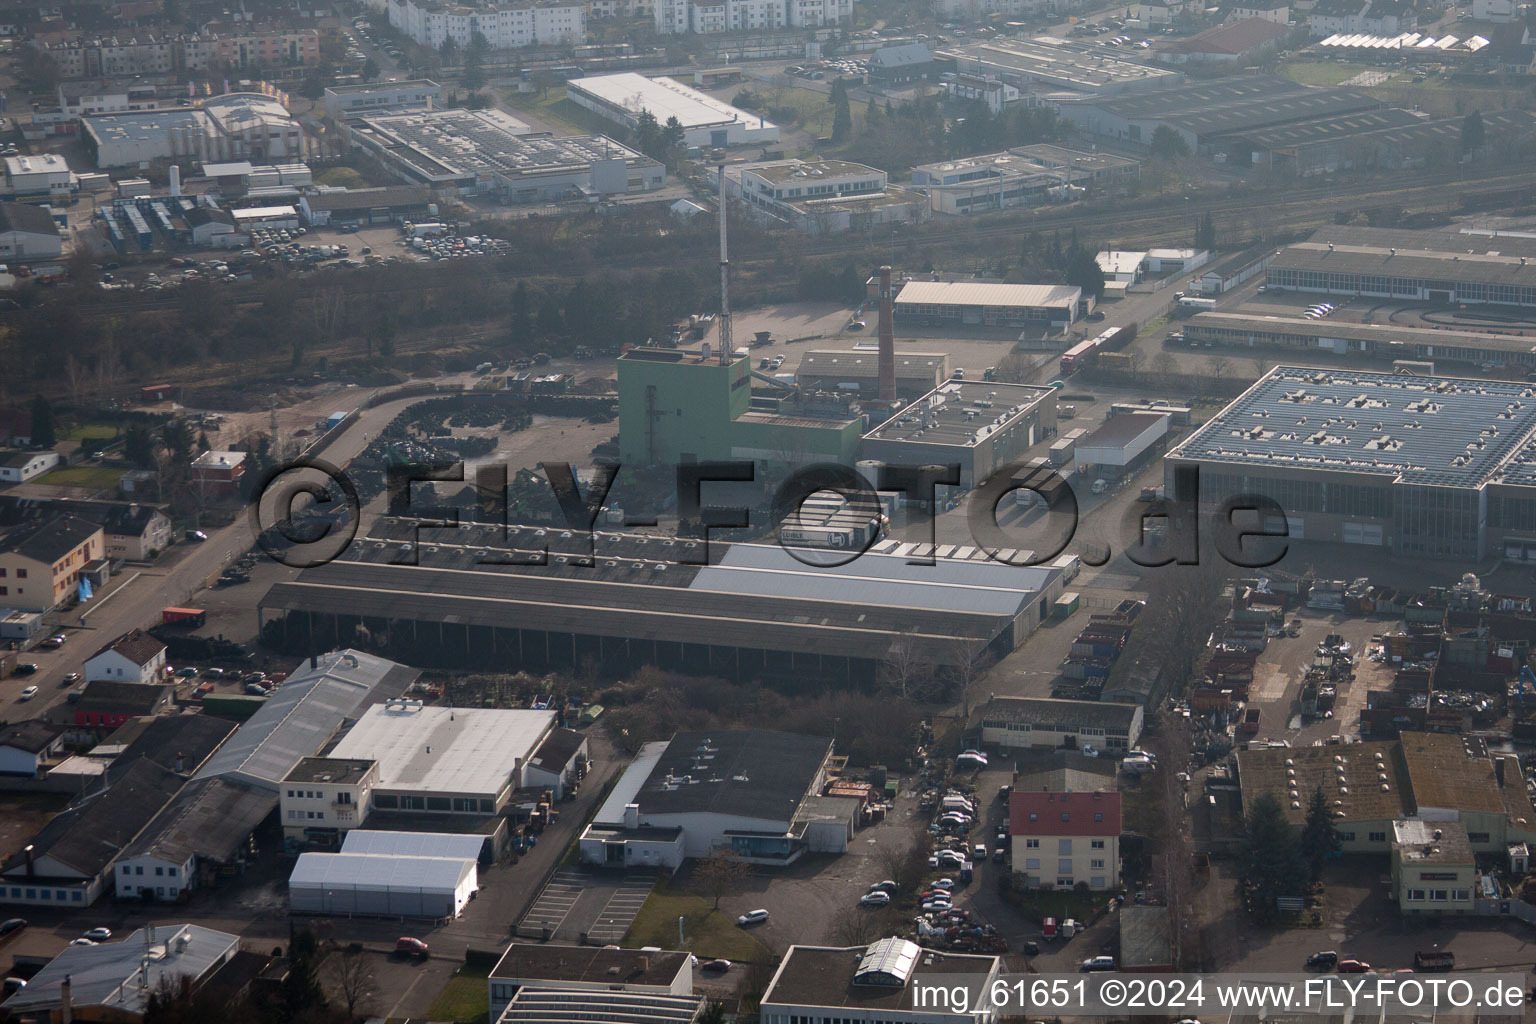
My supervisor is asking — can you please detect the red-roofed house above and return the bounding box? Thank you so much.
[1009,790,1121,890]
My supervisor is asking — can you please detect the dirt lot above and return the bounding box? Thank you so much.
[1246,609,1397,746]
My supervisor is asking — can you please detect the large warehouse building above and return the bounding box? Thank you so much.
[1056,76,1381,152]
[578,729,838,868]
[84,94,302,168]
[1183,311,1536,371]
[259,525,1069,683]
[289,851,477,918]
[566,73,779,148]
[1166,365,1536,561]
[860,380,1060,489]
[939,36,1183,94]
[1230,108,1536,175]
[326,702,560,815]
[893,280,1081,332]
[345,108,665,202]
[1266,236,1536,308]
[972,695,1146,753]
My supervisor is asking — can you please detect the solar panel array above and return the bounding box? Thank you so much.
[855,937,921,986]
[1174,366,1536,489]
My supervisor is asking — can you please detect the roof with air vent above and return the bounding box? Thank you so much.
[1170,365,1536,489]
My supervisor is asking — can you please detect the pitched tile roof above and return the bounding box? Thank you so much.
[1009,790,1122,836]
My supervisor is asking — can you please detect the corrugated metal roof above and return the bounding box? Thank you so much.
[690,544,1056,617]
[194,650,408,792]
[341,830,487,860]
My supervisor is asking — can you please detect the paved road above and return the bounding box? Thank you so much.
[2,392,430,718]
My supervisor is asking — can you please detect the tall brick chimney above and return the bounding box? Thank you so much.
[877,266,896,403]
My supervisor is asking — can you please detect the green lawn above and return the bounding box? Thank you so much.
[36,465,124,491]
[1278,60,1377,86]
[60,420,121,442]
[622,887,773,964]
[500,89,617,137]
[427,965,490,1024]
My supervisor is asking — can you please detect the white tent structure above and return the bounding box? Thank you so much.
[288,852,477,918]
[340,829,488,863]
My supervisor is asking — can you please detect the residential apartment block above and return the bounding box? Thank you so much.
[1009,790,1122,890]
[387,0,587,50]
[34,28,319,79]
[653,0,850,33]
[0,515,103,611]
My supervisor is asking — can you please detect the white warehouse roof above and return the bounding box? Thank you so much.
[289,852,476,894]
[329,703,554,798]
[340,829,486,860]
[569,72,774,132]
[895,280,1082,309]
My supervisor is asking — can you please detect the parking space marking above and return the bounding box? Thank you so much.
[586,878,657,943]
[520,869,588,933]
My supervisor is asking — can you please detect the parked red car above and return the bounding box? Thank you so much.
[1338,959,1371,973]
[395,937,429,958]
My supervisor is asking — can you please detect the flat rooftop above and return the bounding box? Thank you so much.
[895,280,1081,309]
[1229,107,1424,148]
[940,36,1182,91]
[1272,237,1536,287]
[1236,740,1410,826]
[744,158,880,183]
[1168,365,1536,489]
[491,943,688,984]
[1186,311,1536,359]
[763,941,1000,1012]
[974,695,1142,731]
[798,349,948,380]
[351,108,655,182]
[864,379,1056,448]
[86,108,206,142]
[569,72,776,132]
[329,703,554,798]
[326,78,440,95]
[1393,817,1473,865]
[285,756,376,785]
[1398,731,1504,814]
[1015,143,1140,173]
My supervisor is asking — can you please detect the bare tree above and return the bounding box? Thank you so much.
[1152,351,1178,388]
[327,947,377,1018]
[950,639,992,720]
[1127,347,1145,382]
[1147,709,1199,969]
[64,354,86,412]
[880,634,931,701]
[1205,354,1231,384]
[695,849,750,910]
[876,832,931,898]
[826,908,891,947]
[1249,353,1271,381]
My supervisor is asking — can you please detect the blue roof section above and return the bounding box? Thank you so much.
[689,543,1055,616]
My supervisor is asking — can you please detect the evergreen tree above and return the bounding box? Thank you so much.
[1240,793,1306,924]
[633,110,661,159]
[1299,784,1342,881]
[462,31,489,92]
[1461,110,1485,154]
[281,926,327,1022]
[1064,246,1106,301]
[1149,124,1191,162]
[536,293,564,337]
[125,425,157,469]
[29,394,55,448]
[508,280,532,348]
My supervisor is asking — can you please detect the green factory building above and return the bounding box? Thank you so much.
[618,347,863,467]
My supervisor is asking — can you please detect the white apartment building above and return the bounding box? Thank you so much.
[280,757,380,843]
[1009,790,1122,891]
[653,0,848,32]
[387,0,586,49]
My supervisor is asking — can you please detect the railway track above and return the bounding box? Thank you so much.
[16,168,1528,326]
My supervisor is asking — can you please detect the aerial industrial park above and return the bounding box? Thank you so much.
[1,0,1536,1019]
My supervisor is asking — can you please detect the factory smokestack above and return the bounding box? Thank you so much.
[878,266,896,403]
[718,164,732,365]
